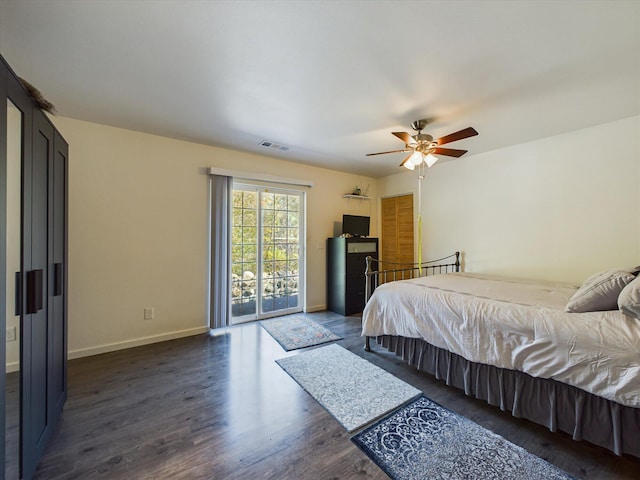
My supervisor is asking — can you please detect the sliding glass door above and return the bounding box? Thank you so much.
[231,184,304,323]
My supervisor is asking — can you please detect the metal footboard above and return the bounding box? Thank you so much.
[363,251,461,351]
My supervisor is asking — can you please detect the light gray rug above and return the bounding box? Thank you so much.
[260,315,342,351]
[276,343,421,432]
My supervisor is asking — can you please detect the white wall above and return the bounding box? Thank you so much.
[50,116,377,358]
[48,114,638,359]
[379,116,640,284]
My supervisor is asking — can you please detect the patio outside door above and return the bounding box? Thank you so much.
[231,184,304,323]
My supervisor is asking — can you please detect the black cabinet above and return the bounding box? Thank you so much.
[327,237,378,315]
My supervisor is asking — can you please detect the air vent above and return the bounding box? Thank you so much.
[260,140,290,151]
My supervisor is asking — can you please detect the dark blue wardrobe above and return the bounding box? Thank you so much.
[1,53,68,480]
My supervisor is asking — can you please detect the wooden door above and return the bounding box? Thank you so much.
[381,194,414,267]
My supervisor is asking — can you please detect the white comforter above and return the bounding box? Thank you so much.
[361,273,640,408]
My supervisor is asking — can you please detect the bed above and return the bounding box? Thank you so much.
[361,252,640,458]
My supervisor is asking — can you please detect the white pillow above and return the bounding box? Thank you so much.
[565,269,636,313]
[618,276,640,320]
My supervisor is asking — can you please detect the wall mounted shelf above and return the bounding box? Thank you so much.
[342,194,371,200]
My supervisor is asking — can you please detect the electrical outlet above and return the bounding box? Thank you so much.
[6,326,16,342]
[144,307,154,320]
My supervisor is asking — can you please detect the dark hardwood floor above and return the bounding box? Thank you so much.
[32,311,640,479]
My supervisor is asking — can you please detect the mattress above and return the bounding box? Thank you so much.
[361,273,640,407]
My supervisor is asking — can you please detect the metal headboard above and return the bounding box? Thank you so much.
[363,251,461,350]
[364,251,460,303]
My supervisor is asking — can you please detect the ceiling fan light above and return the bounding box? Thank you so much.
[425,153,438,167]
[409,150,424,166]
[403,160,415,170]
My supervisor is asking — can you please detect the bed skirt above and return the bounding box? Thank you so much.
[376,335,640,458]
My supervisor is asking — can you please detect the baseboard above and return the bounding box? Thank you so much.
[68,326,210,360]
[6,361,19,374]
[304,304,326,313]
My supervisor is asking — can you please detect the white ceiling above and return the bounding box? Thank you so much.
[1,0,639,178]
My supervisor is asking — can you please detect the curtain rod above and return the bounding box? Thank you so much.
[208,167,314,188]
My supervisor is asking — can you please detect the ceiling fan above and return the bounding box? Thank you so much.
[366,119,478,170]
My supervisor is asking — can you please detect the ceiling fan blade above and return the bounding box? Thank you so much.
[436,127,478,146]
[431,147,468,158]
[366,149,410,156]
[392,131,415,145]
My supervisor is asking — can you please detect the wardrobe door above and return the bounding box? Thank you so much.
[21,109,53,480]
[0,58,8,478]
[6,69,39,480]
[5,77,30,480]
[49,131,67,419]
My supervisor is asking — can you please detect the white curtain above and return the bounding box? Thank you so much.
[209,174,232,329]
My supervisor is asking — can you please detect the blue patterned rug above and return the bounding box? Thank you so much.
[352,395,574,480]
[276,344,421,432]
[260,315,342,351]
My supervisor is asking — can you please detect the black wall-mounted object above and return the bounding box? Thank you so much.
[342,214,370,238]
